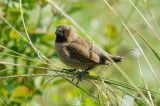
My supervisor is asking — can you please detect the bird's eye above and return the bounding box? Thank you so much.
[65,30,67,32]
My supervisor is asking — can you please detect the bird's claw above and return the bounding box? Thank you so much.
[76,71,89,85]
[62,68,89,85]
[62,68,77,82]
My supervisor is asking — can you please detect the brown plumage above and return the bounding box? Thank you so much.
[55,24,123,71]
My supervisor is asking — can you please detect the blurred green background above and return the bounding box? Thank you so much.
[0,0,160,105]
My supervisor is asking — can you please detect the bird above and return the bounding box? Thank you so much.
[55,24,123,84]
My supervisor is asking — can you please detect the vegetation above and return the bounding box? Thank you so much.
[0,0,160,105]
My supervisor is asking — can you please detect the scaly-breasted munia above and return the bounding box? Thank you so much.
[55,24,123,83]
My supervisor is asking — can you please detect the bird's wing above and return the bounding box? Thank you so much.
[66,37,101,64]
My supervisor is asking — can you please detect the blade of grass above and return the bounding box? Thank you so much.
[104,0,160,89]
[0,52,42,64]
[119,0,139,35]
[0,66,159,98]
[0,16,59,69]
[87,75,160,98]
[104,63,151,104]
[0,43,63,70]
[103,79,160,98]
[144,0,160,34]
[62,77,101,103]
[20,0,57,66]
[0,45,35,60]
[0,69,153,105]
[0,67,34,73]
[0,99,7,106]
[0,52,62,70]
[121,21,160,88]
[113,0,160,61]
[20,0,49,63]
[1,61,160,99]
[137,49,154,105]
[102,1,151,104]
[0,16,45,63]
[128,0,160,40]
[101,77,129,106]
[92,80,122,105]
[115,7,160,61]
[96,85,105,106]
[107,86,129,106]
[42,77,57,106]
[112,85,148,105]
[100,77,114,106]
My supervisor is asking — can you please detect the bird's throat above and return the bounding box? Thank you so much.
[55,35,67,42]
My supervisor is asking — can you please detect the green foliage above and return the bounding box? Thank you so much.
[9,30,21,39]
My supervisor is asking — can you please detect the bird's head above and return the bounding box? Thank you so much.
[55,24,72,42]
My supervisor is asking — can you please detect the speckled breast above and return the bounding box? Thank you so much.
[55,42,90,70]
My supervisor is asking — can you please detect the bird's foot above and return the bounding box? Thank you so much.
[62,68,77,82]
[76,71,89,85]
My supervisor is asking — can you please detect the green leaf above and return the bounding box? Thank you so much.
[11,86,28,97]
[0,64,5,70]
[0,88,9,98]
[144,40,160,61]
[106,23,118,39]
[9,30,21,39]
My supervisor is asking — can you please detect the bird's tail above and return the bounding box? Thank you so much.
[110,55,124,63]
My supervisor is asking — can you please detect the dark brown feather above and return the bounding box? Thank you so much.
[66,40,100,64]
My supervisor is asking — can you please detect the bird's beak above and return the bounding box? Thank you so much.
[55,27,63,36]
